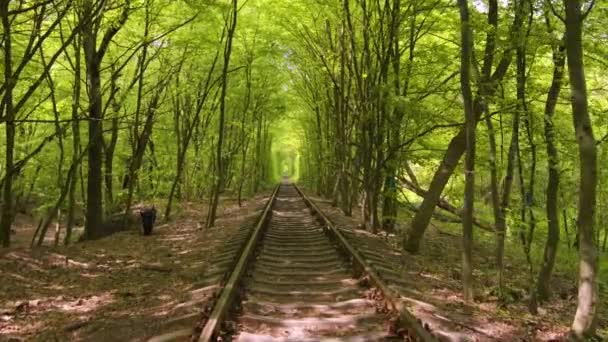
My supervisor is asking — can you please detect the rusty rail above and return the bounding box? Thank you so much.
[194,182,436,341]
[294,184,437,342]
[195,184,280,342]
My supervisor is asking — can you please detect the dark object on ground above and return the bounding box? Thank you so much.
[140,207,157,236]
[10,228,16,234]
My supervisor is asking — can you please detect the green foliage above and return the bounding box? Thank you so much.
[1,2,607,327]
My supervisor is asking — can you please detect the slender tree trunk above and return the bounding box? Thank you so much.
[477,0,516,290]
[166,95,185,220]
[485,115,506,290]
[252,112,263,193]
[381,0,404,233]
[381,174,397,231]
[66,39,82,245]
[514,16,538,313]
[166,152,186,219]
[206,0,238,228]
[132,2,151,157]
[458,0,475,303]
[0,0,15,247]
[237,60,253,207]
[124,90,164,217]
[104,118,119,213]
[537,34,566,302]
[124,39,153,214]
[337,14,352,217]
[237,139,249,207]
[53,209,61,247]
[565,1,599,338]
[331,173,342,207]
[41,44,66,246]
[563,207,572,250]
[602,226,607,252]
[34,161,79,247]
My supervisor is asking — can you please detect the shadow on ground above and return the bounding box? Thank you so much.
[0,194,269,341]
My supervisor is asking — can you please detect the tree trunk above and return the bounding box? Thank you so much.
[124,90,164,217]
[166,96,185,220]
[237,59,253,207]
[602,226,607,252]
[132,2,151,157]
[537,34,566,302]
[252,112,263,193]
[0,0,15,247]
[206,0,239,228]
[565,1,599,338]
[34,160,79,247]
[237,138,249,207]
[41,43,66,247]
[457,0,475,303]
[83,22,105,240]
[82,0,130,239]
[104,118,119,214]
[404,126,467,253]
[314,105,324,194]
[512,13,539,313]
[563,207,572,250]
[484,115,508,290]
[381,174,397,231]
[66,38,82,245]
[479,0,511,287]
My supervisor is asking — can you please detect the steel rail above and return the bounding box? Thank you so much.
[294,184,437,342]
[195,184,280,342]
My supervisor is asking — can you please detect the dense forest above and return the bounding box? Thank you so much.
[0,0,606,340]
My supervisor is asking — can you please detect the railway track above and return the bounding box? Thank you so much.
[192,183,435,342]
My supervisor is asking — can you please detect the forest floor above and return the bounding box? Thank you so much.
[1,188,606,341]
[309,192,608,341]
[0,193,270,341]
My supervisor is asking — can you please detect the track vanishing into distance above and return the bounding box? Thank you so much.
[192,183,436,342]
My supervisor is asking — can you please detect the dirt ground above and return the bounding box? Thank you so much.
[0,194,270,341]
[1,188,606,341]
[308,193,607,341]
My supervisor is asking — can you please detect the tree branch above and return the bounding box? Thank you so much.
[97,0,131,59]
[398,177,495,233]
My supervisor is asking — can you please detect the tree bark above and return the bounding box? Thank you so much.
[33,159,80,247]
[458,0,475,303]
[104,118,119,213]
[237,57,253,207]
[83,38,104,238]
[66,38,82,245]
[565,1,599,339]
[82,0,130,239]
[382,0,405,232]
[477,0,509,291]
[602,226,607,252]
[404,126,467,253]
[206,0,239,228]
[486,117,515,293]
[537,33,566,302]
[515,16,538,312]
[252,111,264,194]
[124,87,167,217]
[0,0,15,247]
